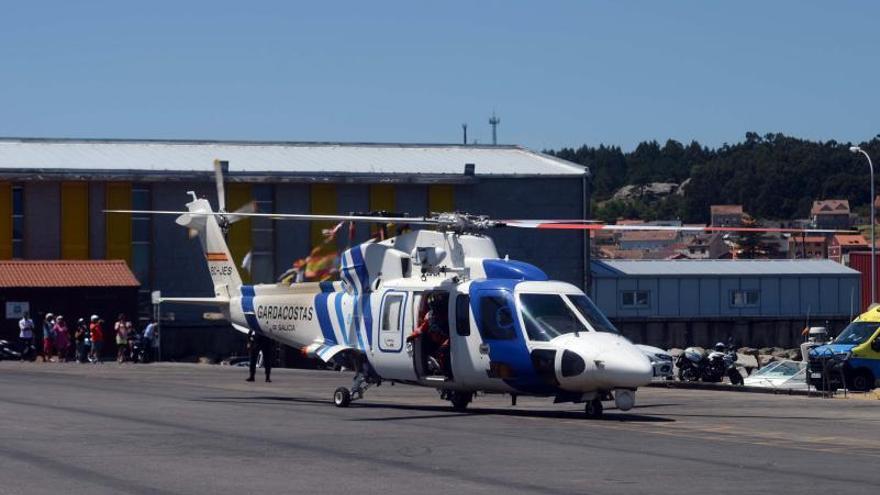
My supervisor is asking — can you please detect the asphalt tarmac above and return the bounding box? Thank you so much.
[1,362,878,495]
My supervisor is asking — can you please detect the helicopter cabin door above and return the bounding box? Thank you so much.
[370,290,417,381]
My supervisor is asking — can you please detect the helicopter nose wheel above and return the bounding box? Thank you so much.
[333,387,352,407]
[584,398,603,419]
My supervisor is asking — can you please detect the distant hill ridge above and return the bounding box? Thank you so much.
[548,132,880,223]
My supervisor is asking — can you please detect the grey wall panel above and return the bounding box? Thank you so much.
[462,179,585,288]
[595,279,617,318]
[679,279,700,316]
[658,278,679,317]
[800,277,820,315]
[819,278,839,315]
[274,184,310,277]
[839,277,859,319]
[24,182,60,259]
[780,278,800,315]
[760,277,780,316]
[395,185,428,217]
[699,278,720,316]
[88,182,106,259]
[337,185,370,245]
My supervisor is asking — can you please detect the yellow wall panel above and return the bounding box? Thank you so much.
[61,182,89,260]
[226,183,252,283]
[310,183,338,254]
[0,182,11,260]
[105,182,132,264]
[369,184,395,212]
[428,184,454,212]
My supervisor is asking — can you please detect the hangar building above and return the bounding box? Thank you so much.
[591,259,860,349]
[0,138,589,355]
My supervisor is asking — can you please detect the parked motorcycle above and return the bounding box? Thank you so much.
[705,344,744,385]
[676,343,743,385]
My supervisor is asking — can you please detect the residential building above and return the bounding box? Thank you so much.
[829,234,868,263]
[811,199,851,230]
[790,236,828,259]
[710,205,743,227]
[618,230,679,251]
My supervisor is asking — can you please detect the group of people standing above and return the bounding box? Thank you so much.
[17,312,158,364]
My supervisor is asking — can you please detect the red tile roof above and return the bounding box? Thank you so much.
[0,260,140,288]
[710,205,743,215]
[833,234,868,247]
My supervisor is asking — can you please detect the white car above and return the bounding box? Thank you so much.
[636,344,674,380]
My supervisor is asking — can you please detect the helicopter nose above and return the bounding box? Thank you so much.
[595,349,653,389]
[554,333,653,391]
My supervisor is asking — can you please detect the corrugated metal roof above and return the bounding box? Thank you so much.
[0,260,140,288]
[592,259,859,277]
[0,138,585,177]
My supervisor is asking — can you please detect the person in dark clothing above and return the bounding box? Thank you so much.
[246,330,274,383]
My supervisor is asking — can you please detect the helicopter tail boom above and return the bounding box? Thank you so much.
[175,195,243,298]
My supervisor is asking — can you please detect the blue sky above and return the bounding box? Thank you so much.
[1,0,877,150]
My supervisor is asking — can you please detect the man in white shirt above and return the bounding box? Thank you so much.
[18,312,35,360]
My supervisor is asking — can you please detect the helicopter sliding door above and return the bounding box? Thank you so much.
[449,291,492,388]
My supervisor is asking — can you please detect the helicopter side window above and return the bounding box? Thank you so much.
[478,295,516,340]
[381,294,405,332]
[455,294,471,336]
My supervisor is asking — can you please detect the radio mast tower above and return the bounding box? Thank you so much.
[489,112,500,145]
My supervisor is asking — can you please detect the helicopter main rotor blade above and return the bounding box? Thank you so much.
[502,220,856,234]
[213,160,226,212]
[105,209,434,224]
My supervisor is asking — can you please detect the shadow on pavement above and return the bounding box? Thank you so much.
[194,395,676,423]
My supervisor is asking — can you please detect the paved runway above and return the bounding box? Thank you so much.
[1,362,878,495]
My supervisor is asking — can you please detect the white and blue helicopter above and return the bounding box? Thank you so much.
[111,166,848,418]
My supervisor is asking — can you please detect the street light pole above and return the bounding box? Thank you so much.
[851,146,875,304]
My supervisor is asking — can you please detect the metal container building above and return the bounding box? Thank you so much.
[590,259,861,349]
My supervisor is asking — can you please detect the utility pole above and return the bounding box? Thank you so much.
[489,112,500,145]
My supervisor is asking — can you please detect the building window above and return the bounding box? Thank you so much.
[730,289,759,307]
[11,186,23,258]
[621,290,650,309]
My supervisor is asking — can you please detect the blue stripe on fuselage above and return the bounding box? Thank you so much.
[313,292,336,345]
[241,285,262,333]
[333,292,348,346]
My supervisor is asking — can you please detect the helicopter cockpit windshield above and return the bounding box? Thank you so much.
[519,293,620,342]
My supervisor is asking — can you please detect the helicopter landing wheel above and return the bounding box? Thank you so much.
[333,387,351,408]
[584,398,603,419]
